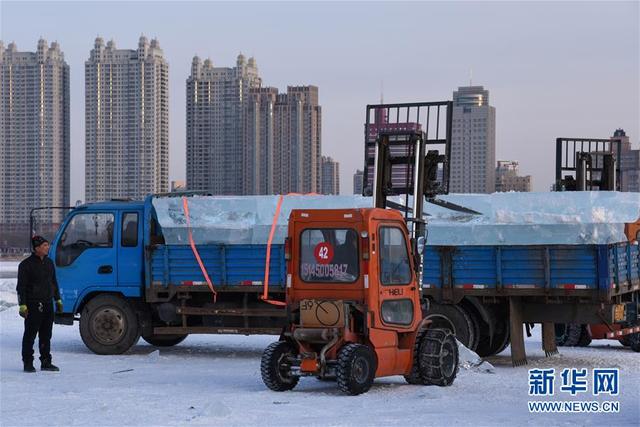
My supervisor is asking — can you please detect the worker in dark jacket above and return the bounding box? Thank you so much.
[17,236,63,373]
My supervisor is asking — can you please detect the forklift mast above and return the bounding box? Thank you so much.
[555,137,622,191]
[363,101,453,240]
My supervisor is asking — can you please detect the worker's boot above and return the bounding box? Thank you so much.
[41,359,60,372]
[23,361,36,373]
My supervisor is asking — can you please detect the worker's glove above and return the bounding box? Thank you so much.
[56,299,64,313]
[19,305,28,319]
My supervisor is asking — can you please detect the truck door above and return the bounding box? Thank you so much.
[377,225,420,329]
[53,212,117,310]
[117,211,143,289]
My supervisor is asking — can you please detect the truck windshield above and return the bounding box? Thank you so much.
[56,213,114,267]
[299,228,359,283]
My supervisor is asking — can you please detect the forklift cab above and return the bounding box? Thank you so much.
[286,207,423,346]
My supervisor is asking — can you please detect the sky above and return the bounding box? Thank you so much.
[1,1,638,201]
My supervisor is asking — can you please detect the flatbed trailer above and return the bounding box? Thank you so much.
[421,241,640,364]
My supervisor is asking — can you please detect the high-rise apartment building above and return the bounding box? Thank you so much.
[495,160,532,192]
[186,55,321,195]
[246,87,278,194]
[85,36,169,202]
[321,156,340,195]
[611,128,640,192]
[0,39,70,228]
[450,85,496,193]
[353,169,364,195]
[187,54,261,195]
[271,86,321,194]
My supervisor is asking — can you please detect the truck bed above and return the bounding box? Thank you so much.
[148,244,286,289]
[422,242,640,296]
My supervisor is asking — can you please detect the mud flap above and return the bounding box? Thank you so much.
[541,322,559,357]
[509,298,527,367]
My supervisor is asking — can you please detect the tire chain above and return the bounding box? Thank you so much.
[404,328,428,384]
[420,328,459,386]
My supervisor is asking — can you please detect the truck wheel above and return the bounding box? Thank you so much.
[404,328,428,384]
[490,319,511,356]
[577,325,592,347]
[459,305,481,351]
[419,328,459,386]
[79,294,140,355]
[336,343,377,395]
[477,317,510,357]
[261,341,299,391]
[142,334,188,347]
[619,335,631,347]
[555,323,582,346]
[629,333,640,352]
[424,303,476,351]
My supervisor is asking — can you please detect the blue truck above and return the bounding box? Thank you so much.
[51,194,288,354]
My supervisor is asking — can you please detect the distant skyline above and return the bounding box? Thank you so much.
[1,1,638,201]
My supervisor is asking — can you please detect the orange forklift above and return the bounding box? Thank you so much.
[261,102,460,395]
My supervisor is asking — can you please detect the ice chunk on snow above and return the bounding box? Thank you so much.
[147,349,160,360]
[0,278,17,312]
[457,340,495,373]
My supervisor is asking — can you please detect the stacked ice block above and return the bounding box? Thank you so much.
[152,192,640,247]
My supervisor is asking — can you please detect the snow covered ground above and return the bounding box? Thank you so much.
[0,261,18,311]
[1,261,638,426]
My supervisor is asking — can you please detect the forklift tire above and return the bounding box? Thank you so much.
[261,341,299,391]
[555,323,582,347]
[142,334,188,347]
[629,333,640,352]
[79,294,140,355]
[404,328,428,385]
[336,343,377,395]
[577,325,592,347]
[424,303,476,351]
[419,328,459,386]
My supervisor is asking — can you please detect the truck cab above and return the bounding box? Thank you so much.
[52,201,145,315]
[49,201,149,353]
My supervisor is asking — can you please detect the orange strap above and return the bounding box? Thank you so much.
[261,195,286,306]
[261,193,319,306]
[182,196,217,302]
